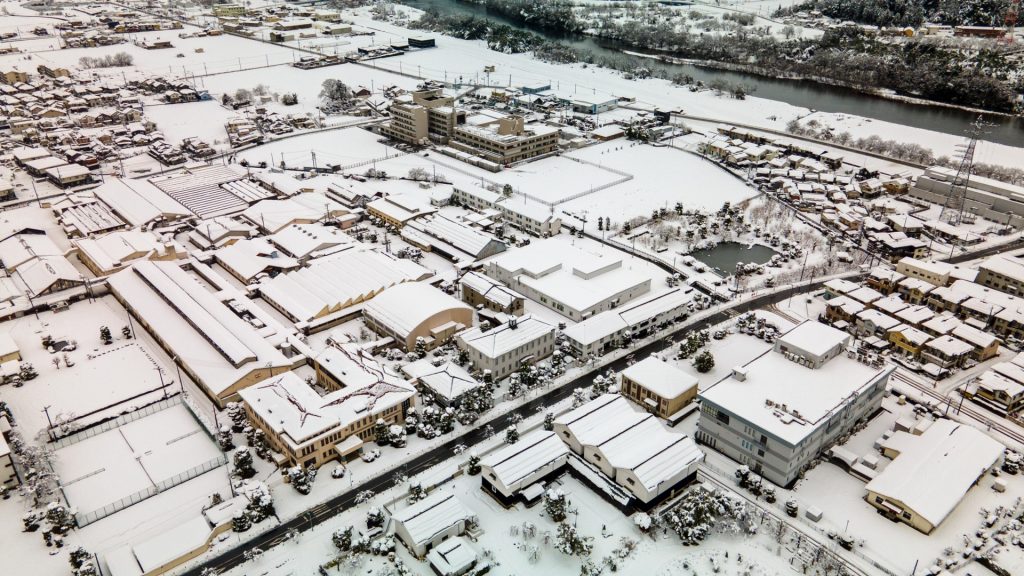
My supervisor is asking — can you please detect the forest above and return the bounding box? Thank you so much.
[784,0,1012,28]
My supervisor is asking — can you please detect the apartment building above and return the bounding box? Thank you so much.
[697,321,892,487]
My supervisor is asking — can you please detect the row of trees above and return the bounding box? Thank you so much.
[784,0,1013,28]
[78,52,133,69]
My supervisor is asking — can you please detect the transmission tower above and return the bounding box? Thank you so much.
[938,116,986,226]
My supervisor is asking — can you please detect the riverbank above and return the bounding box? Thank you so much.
[628,50,1020,119]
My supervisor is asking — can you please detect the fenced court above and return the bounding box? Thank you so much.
[52,398,227,526]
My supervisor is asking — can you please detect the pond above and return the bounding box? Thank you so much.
[690,242,778,276]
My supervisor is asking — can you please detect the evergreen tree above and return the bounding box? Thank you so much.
[504,425,519,445]
[693,350,715,373]
[226,402,247,433]
[544,489,568,522]
[407,481,427,504]
[333,526,353,551]
[217,425,234,451]
[19,362,37,380]
[373,418,391,445]
[245,484,275,523]
[121,325,132,339]
[232,510,252,532]
[366,507,384,529]
[69,546,90,570]
[233,448,256,479]
[543,411,555,431]
[467,453,481,475]
[555,522,592,557]
[99,326,112,345]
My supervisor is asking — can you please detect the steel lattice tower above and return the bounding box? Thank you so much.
[938,117,985,226]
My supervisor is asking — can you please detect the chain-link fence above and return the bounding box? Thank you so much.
[51,395,182,449]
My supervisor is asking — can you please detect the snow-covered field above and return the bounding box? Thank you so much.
[237,126,397,169]
[0,296,173,435]
[52,402,223,518]
[558,142,760,221]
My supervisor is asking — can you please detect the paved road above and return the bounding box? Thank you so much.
[180,280,844,576]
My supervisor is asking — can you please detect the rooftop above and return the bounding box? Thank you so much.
[867,419,1003,528]
[620,356,697,400]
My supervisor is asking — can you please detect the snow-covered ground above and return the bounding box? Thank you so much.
[0,296,174,435]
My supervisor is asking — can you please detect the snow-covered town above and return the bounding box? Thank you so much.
[0,1,1022,576]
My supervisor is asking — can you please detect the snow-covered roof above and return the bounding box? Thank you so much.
[925,335,973,357]
[405,215,504,261]
[776,320,849,359]
[74,230,180,274]
[14,255,82,295]
[458,314,554,360]
[259,248,431,322]
[871,294,906,315]
[0,233,62,270]
[700,335,890,446]
[402,359,479,402]
[823,278,858,295]
[621,356,697,400]
[93,177,190,227]
[149,164,249,218]
[481,430,570,489]
[980,255,1024,283]
[367,193,436,225]
[427,537,477,576]
[132,516,211,573]
[107,261,292,395]
[459,271,524,309]
[888,324,931,347]
[845,286,882,305]
[895,305,934,326]
[951,323,998,350]
[392,492,472,548]
[867,419,1003,528]
[241,192,350,233]
[215,238,300,281]
[57,198,126,236]
[563,286,694,347]
[239,361,414,446]
[364,282,471,339]
[856,309,901,331]
[269,223,354,260]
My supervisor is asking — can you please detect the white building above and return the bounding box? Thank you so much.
[698,321,892,486]
[364,283,473,351]
[866,418,1003,534]
[258,248,431,327]
[563,286,696,357]
[391,492,474,557]
[554,395,704,505]
[456,315,556,381]
[107,261,299,407]
[485,239,651,322]
[480,429,570,504]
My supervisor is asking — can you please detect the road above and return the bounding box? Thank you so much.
[180,279,844,576]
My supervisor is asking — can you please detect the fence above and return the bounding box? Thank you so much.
[51,395,182,449]
[74,454,227,527]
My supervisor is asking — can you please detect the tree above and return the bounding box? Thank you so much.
[319,79,352,104]
[414,337,428,359]
[20,362,37,380]
[501,183,514,198]
[45,502,73,534]
[232,510,252,532]
[217,425,234,451]
[467,453,481,475]
[504,425,519,444]
[245,484,275,523]
[333,526,353,551]
[407,167,430,181]
[288,466,315,495]
[373,418,392,445]
[69,547,91,570]
[571,388,587,408]
[281,93,298,106]
[226,402,247,432]
[407,481,427,503]
[544,489,568,522]
[693,350,715,373]
[121,325,132,339]
[233,447,256,479]
[99,326,112,345]
[554,522,592,557]
[543,411,555,431]
[366,506,384,528]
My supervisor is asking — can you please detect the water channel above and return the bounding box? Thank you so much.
[399,0,1024,147]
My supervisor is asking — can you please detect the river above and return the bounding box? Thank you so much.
[399,0,1024,148]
